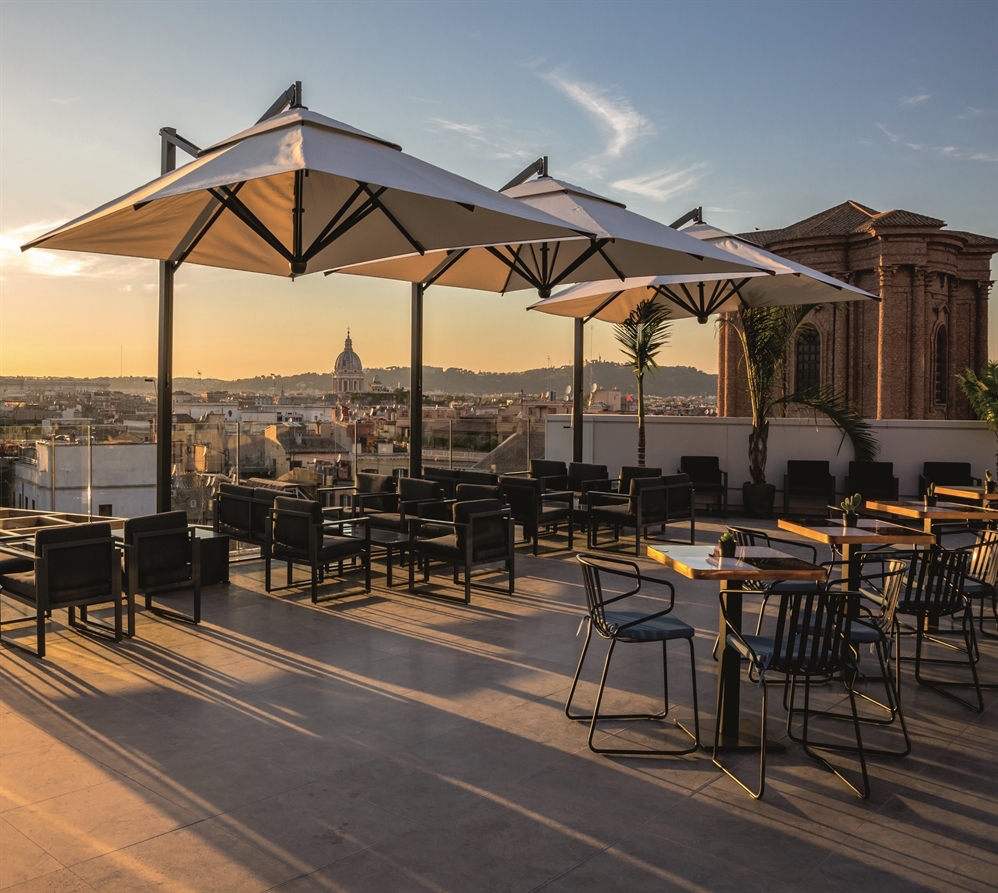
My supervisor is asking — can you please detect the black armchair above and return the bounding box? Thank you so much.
[615,465,662,494]
[588,474,695,555]
[351,472,397,515]
[265,497,370,603]
[680,455,728,516]
[359,477,444,534]
[919,462,979,497]
[845,461,899,502]
[498,475,573,555]
[408,498,514,604]
[123,511,200,626]
[0,523,124,659]
[567,462,609,496]
[783,460,835,517]
[528,459,569,492]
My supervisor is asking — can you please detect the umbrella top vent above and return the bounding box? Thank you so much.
[504,176,627,209]
[203,108,402,155]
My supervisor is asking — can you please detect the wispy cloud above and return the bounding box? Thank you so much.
[900,93,930,107]
[872,124,994,162]
[875,122,900,142]
[429,118,534,162]
[612,164,705,203]
[543,72,652,157]
[956,106,987,120]
[0,220,151,281]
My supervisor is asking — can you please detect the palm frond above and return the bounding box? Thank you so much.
[958,363,998,434]
[613,299,672,376]
[772,386,880,462]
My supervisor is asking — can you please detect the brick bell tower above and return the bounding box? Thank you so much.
[717,201,997,420]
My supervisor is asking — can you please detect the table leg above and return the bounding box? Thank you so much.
[386,545,394,588]
[842,543,860,590]
[717,581,743,743]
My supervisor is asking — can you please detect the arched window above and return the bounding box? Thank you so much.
[795,326,821,392]
[934,326,948,405]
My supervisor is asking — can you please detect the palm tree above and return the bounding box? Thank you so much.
[724,304,879,487]
[614,298,671,467]
[958,362,998,469]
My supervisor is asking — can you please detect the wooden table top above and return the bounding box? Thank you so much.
[647,545,826,581]
[778,517,935,545]
[935,485,998,504]
[864,500,998,522]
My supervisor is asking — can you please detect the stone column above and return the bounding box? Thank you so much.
[910,266,928,419]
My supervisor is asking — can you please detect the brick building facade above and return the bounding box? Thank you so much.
[717,201,997,420]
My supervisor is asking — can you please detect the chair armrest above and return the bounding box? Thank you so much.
[354,492,399,514]
[539,490,573,507]
[587,491,628,509]
[971,476,983,486]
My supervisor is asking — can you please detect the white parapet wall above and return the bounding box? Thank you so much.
[545,414,993,510]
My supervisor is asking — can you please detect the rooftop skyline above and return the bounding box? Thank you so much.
[1,0,995,379]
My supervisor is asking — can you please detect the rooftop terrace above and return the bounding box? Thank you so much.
[2,518,996,892]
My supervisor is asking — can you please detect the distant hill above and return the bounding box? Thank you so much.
[166,362,716,398]
[12,364,717,399]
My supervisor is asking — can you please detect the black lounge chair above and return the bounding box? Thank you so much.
[409,498,514,604]
[213,484,277,548]
[498,475,573,555]
[680,455,728,516]
[360,477,444,534]
[0,523,124,659]
[265,497,370,603]
[123,511,201,626]
[783,460,835,517]
[919,462,979,497]
[566,553,699,756]
[845,461,899,502]
[588,474,695,555]
[527,459,569,492]
[352,472,397,515]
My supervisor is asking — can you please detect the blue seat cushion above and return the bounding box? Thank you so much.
[963,577,995,599]
[604,610,694,642]
[848,618,883,645]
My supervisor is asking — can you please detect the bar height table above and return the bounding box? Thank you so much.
[935,485,998,507]
[864,500,998,539]
[777,518,933,588]
[647,545,826,750]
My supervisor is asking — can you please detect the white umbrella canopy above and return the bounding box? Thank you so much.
[529,221,878,323]
[328,176,767,296]
[21,109,591,277]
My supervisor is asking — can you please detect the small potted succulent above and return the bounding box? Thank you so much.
[840,493,862,528]
[986,470,996,495]
[718,529,737,558]
[924,482,937,508]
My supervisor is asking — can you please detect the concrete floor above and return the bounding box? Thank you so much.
[2,519,996,892]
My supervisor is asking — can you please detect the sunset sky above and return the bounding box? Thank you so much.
[1,0,995,380]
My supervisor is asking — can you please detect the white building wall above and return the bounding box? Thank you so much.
[13,442,156,517]
[545,414,992,510]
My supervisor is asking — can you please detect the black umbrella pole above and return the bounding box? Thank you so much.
[156,130,177,513]
[409,282,424,478]
[573,318,584,463]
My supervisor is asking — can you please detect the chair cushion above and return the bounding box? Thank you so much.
[618,466,661,494]
[454,499,508,560]
[963,577,995,599]
[848,618,883,645]
[273,497,322,550]
[922,462,972,486]
[530,460,567,479]
[455,483,500,501]
[217,484,254,532]
[604,610,694,642]
[0,571,36,601]
[34,524,114,602]
[369,512,403,532]
[399,478,441,503]
[786,461,831,491]
[568,463,609,494]
[680,456,721,485]
[0,555,34,575]
[123,511,192,589]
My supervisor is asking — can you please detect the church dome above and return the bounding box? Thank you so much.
[334,330,363,374]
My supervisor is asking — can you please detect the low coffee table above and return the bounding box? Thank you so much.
[335,522,407,588]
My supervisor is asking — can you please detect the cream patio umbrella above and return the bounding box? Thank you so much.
[528,213,879,458]
[327,160,768,470]
[528,220,877,324]
[20,86,589,506]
